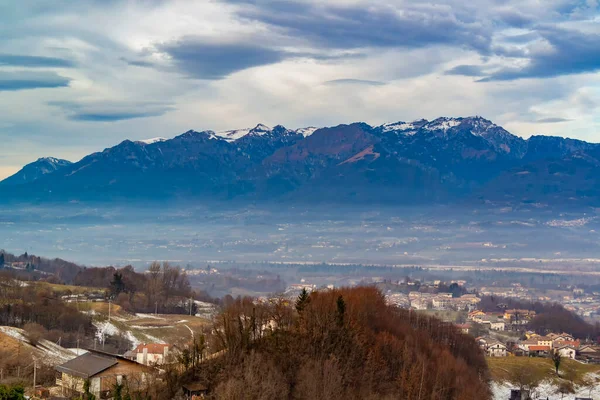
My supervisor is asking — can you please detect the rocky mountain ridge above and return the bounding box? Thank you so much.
[2,117,598,206]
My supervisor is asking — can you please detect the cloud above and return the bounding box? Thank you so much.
[0,54,74,68]
[232,1,492,53]
[158,38,288,79]
[444,64,486,76]
[50,101,175,122]
[324,79,386,86]
[536,117,572,123]
[0,71,71,91]
[495,9,534,28]
[119,57,154,68]
[482,27,600,81]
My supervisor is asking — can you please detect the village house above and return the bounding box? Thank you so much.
[56,350,154,399]
[477,337,507,357]
[519,335,553,353]
[455,323,471,334]
[134,343,172,366]
[548,332,575,342]
[503,309,535,324]
[537,336,553,347]
[480,315,505,331]
[528,345,551,357]
[578,345,600,363]
[468,310,486,321]
[556,345,577,359]
[486,340,507,357]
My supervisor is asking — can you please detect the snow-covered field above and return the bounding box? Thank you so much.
[0,326,77,365]
[492,378,600,399]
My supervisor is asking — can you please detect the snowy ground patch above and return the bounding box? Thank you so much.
[492,379,600,399]
[135,313,165,320]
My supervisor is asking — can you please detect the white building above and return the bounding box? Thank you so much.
[134,343,171,366]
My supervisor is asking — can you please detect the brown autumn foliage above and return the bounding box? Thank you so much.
[198,286,491,400]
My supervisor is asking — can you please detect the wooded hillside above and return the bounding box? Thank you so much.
[197,287,491,400]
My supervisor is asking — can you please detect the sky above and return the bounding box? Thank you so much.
[0,0,599,179]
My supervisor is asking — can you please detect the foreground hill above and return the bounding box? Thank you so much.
[2,116,599,206]
[196,287,491,399]
[489,357,600,399]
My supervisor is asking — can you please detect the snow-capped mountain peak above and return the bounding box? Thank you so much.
[251,123,271,133]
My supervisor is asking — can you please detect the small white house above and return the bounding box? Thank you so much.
[556,345,576,359]
[135,343,171,366]
[486,341,507,357]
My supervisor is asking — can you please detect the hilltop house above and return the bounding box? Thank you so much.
[56,350,153,399]
[134,343,172,366]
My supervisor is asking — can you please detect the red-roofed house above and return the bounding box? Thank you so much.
[134,343,171,366]
[528,345,551,356]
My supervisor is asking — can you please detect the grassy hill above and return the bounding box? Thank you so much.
[488,356,600,386]
[78,300,211,346]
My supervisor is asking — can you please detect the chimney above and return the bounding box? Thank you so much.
[143,347,148,365]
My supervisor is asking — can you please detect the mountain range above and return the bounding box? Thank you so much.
[2,116,599,206]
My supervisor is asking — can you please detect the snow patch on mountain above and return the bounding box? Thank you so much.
[424,117,462,132]
[381,121,419,134]
[295,127,319,137]
[138,137,167,145]
[215,128,251,141]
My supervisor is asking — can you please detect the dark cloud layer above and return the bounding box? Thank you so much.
[50,101,174,122]
[482,27,600,81]
[233,1,491,53]
[537,117,572,123]
[159,39,286,79]
[0,71,71,91]
[0,54,74,68]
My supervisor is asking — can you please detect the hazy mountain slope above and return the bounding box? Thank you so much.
[0,157,72,186]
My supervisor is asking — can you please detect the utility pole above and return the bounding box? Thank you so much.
[33,359,37,393]
[108,299,112,322]
[189,297,193,316]
[155,301,158,316]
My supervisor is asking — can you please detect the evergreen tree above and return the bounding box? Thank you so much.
[0,384,25,400]
[110,272,125,296]
[0,253,4,268]
[112,383,123,400]
[336,295,346,327]
[552,351,562,375]
[82,379,96,400]
[295,288,310,313]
